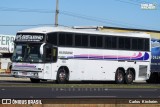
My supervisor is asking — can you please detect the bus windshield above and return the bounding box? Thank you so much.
[12,43,43,63]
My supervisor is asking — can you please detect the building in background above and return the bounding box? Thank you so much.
[0,34,15,74]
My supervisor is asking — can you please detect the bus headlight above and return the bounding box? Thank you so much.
[13,72,18,75]
[33,73,38,77]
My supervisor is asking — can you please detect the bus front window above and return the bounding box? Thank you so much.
[12,43,43,63]
[12,45,26,62]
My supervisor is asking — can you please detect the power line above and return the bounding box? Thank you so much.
[60,10,157,30]
[130,0,160,6]
[0,7,135,28]
[0,6,131,28]
[0,7,55,13]
[0,24,54,27]
[117,0,160,7]
[130,0,148,3]
[130,0,155,4]
[113,0,140,5]
[61,11,133,28]
[0,7,158,30]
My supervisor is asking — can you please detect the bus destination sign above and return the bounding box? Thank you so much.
[15,34,44,42]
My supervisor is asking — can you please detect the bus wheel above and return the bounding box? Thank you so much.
[30,78,40,83]
[125,70,134,84]
[115,69,125,84]
[57,68,68,84]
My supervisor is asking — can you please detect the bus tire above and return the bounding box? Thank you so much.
[125,70,134,84]
[115,69,125,84]
[30,78,40,83]
[57,68,68,84]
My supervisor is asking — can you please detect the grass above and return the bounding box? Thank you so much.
[0,81,160,88]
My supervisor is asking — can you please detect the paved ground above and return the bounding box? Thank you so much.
[0,76,146,82]
[0,76,29,81]
[0,87,160,99]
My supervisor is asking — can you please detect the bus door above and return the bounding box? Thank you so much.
[43,45,58,79]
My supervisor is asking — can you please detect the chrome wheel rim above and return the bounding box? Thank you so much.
[59,72,66,81]
[118,73,123,82]
[127,74,132,82]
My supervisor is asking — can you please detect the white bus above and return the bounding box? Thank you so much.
[11,26,151,84]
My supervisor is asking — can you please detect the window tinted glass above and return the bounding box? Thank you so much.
[52,47,57,62]
[59,33,65,46]
[90,36,96,47]
[66,33,73,46]
[75,34,81,47]
[105,36,112,48]
[145,39,149,51]
[45,47,52,62]
[125,38,130,50]
[48,32,149,51]
[112,37,117,49]
[47,33,57,45]
[132,38,138,50]
[97,36,103,48]
[138,39,144,50]
[119,37,125,49]
[82,35,88,47]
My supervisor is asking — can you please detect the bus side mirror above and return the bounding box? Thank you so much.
[40,43,46,55]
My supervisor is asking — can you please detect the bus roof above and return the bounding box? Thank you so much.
[17,26,150,38]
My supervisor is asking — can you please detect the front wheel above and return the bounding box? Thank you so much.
[115,69,125,84]
[56,68,68,84]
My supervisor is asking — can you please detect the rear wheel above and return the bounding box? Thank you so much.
[56,68,68,84]
[30,78,40,83]
[115,69,125,84]
[125,70,134,84]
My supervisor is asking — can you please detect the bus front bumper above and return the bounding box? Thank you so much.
[11,71,40,79]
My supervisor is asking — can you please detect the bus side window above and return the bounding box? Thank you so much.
[52,48,57,62]
[45,47,52,62]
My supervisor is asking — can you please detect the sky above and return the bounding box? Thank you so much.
[0,0,160,35]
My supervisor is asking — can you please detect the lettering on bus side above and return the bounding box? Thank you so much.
[59,51,73,55]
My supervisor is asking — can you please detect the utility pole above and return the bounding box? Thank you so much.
[55,0,59,27]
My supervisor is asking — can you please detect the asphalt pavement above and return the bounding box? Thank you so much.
[0,77,159,99]
[0,87,160,99]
